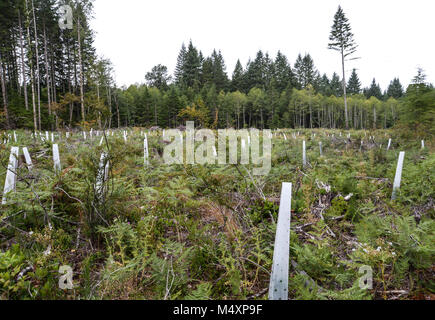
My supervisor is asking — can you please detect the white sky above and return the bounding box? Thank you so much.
[90,0,435,91]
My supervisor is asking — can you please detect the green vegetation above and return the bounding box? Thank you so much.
[0,1,434,301]
[0,129,433,300]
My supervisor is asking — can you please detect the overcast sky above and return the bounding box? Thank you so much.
[90,0,435,91]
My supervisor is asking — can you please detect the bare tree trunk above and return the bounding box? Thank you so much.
[66,38,73,127]
[115,90,120,129]
[384,111,386,129]
[341,51,349,129]
[25,0,37,132]
[242,104,245,129]
[18,10,29,111]
[0,54,10,128]
[107,85,113,127]
[43,25,51,119]
[309,103,313,129]
[31,0,41,130]
[73,36,79,120]
[97,83,102,129]
[237,106,239,129]
[51,54,58,128]
[77,15,85,123]
[49,40,56,105]
[373,105,376,129]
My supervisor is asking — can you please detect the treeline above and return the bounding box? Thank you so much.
[0,1,433,132]
[116,41,423,130]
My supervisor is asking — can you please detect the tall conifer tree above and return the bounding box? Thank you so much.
[329,6,358,128]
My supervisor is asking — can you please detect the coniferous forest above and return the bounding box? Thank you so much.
[0,0,434,304]
[1,1,433,132]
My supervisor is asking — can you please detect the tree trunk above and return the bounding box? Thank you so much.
[115,90,120,129]
[43,25,51,118]
[373,105,376,129]
[341,51,349,129]
[31,0,41,130]
[97,83,102,129]
[25,0,37,132]
[77,15,85,123]
[0,54,10,128]
[18,10,29,111]
[242,105,245,128]
[66,38,73,127]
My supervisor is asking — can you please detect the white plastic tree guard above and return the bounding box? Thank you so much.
[319,142,323,156]
[387,139,392,150]
[144,135,149,166]
[421,140,425,149]
[83,131,87,140]
[302,141,307,167]
[392,152,405,200]
[53,144,61,173]
[2,147,19,205]
[96,152,110,201]
[269,182,292,300]
[22,147,33,171]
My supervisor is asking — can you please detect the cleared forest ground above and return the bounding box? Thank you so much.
[0,128,433,300]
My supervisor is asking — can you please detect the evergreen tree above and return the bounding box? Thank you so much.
[364,78,383,99]
[174,43,187,85]
[264,52,274,89]
[294,53,317,89]
[210,50,229,92]
[347,69,361,94]
[273,51,294,92]
[145,64,171,90]
[330,72,342,96]
[245,50,267,89]
[200,56,214,88]
[317,74,331,96]
[328,5,358,128]
[302,54,317,88]
[402,69,435,133]
[231,59,244,92]
[387,78,404,98]
[183,40,201,89]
